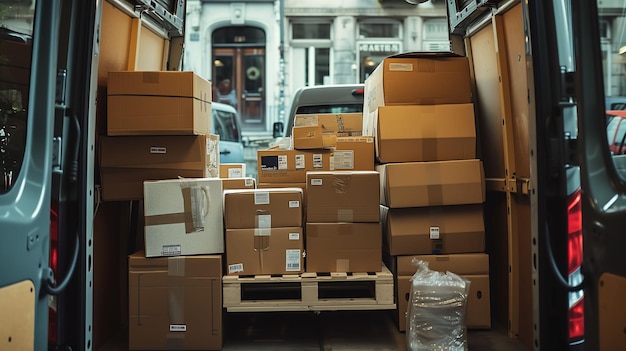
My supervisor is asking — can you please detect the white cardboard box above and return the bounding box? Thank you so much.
[143,177,224,257]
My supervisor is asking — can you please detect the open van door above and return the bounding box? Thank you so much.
[0,0,100,349]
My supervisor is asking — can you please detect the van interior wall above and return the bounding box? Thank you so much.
[93,2,169,349]
[467,2,533,349]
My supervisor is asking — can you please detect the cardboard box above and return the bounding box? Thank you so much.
[221,177,256,191]
[257,148,333,183]
[381,204,485,255]
[225,227,304,275]
[372,104,476,163]
[305,222,382,273]
[128,252,222,350]
[108,71,212,136]
[257,182,307,209]
[294,113,363,136]
[143,178,223,257]
[99,134,220,201]
[363,52,472,114]
[394,253,491,330]
[220,163,247,178]
[292,125,337,149]
[333,136,375,171]
[306,171,380,223]
[377,159,485,208]
[223,188,303,229]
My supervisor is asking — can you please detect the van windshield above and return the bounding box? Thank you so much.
[295,104,363,115]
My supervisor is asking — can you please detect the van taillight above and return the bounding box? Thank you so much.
[567,191,583,274]
[569,296,585,341]
[48,203,59,345]
[352,88,365,96]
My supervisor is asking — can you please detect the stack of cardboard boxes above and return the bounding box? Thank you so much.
[363,53,492,331]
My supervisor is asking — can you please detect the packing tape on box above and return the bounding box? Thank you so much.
[337,209,354,222]
[167,256,186,348]
[166,334,184,350]
[426,163,444,206]
[336,259,350,272]
[180,181,210,233]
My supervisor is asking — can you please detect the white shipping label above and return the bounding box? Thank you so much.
[278,155,288,170]
[295,115,319,127]
[289,200,300,208]
[310,178,323,186]
[161,245,181,256]
[333,150,354,170]
[289,232,300,240]
[228,263,244,274]
[254,191,270,205]
[295,154,305,169]
[285,249,301,272]
[329,155,335,171]
[245,178,254,186]
[150,146,167,154]
[430,227,440,240]
[313,154,323,169]
[388,63,414,72]
[228,168,243,178]
[257,214,272,228]
[170,325,187,332]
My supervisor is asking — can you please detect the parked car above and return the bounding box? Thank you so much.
[605,110,626,154]
[212,101,245,164]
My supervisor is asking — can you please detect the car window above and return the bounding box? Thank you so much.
[0,4,34,194]
[295,104,363,115]
[213,108,240,142]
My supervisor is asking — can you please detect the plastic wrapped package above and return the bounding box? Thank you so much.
[406,259,471,351]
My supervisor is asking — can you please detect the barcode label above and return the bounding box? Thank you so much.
[313,154,323,169]
[295,154,305,169]
[430,227,440,239]
[389,63,413,71]
[333,150,354,170]
[289,232,300,240]
[170,324,187,332]
[150,147,166,154]
[289,200,300,208]
[245,178,254,186]
[228,168,243,178]
[278,155,288,170]
[310,178,323,186]
[229,263,244,274]
[285,249,301,271]
[257,214,271,228]
[254,191,270,205]
[161,245,181,256]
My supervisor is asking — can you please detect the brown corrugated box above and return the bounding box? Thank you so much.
[225,227,304,275]
[292,125,338,149]
[305,222,382,273]
[294,113,363,136]
[382,204,485,255]
[128,251,222,350]
[363,52,472,114]
[220,163,247,178]
[143,178,224,257]
[372,104,476,163]
[333,136,375,171]
[376,159,485,208]
[99,134,220,201]
[394,253,490,331]
[107,71,212,136]
[257,148,333,183]
[306,171,380,223]
[221,177,256,191]
[223,188,303,229]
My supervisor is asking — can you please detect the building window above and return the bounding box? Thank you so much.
[290,21,332,88]
[292,22,331,40]
[423,18,450,52]
[356,20,402,82]
[358,21,401,39]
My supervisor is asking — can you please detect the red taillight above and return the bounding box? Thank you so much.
[48,203,59,345]
[352,88,365,96]
[569,296,585,341]
[567,191,583,274]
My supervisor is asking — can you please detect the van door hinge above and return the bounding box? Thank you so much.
[560,68,575,101]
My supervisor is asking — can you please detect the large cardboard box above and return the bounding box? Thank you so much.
[394,253,491,331]
[221,177,256,191]
[381,204,485,255]
[128,252,222,350]
[294,113,363,136]
[333,136,375,171]
[99,134,220,201]
[225,227,304,275]
[223,188,303,229]
[107,71,212,136]
[306,171,380,223]
[292,125,337,149]
[306,222,382,273]
[377,159,485,208]
[220,163,247,178]
[143,178,223,257]
[363,53,472,114]
[257,148,333,183]
[372,104,476,163]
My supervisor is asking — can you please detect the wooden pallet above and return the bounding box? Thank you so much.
[223,264,396,312]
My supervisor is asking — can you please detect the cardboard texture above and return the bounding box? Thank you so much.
[363,53,472,114]
[223,188,303,229]
[292,125,338,149]
[306,171,380,223]
[225,227,304,275]
[99,135,220,201]
[333,136,375,171]
[143,178,224,257]
[257,148,333,183]
[394,253,490,276]
[128,252,222,350]
[305,222,382,273]
[382,204,485,255]
[372,104,477,163]
[219,163,247,178]
[221,177,256,191]
[294,113,363,135]
[107,71,212,136]
[377,159,485,208]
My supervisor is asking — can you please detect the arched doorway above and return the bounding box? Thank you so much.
[212,26,266,133]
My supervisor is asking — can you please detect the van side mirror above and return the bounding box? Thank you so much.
[273,122,284,138]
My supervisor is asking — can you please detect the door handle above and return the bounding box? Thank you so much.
[220,150,231,155]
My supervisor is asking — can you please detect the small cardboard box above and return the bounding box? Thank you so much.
[257,148,333,183]
[381,204,485,255]
[294,113,363,136]
[99,134,220,201]
[223,188,303,229]
[221,177,256,191]
[220,163,247,178]
[376,159,485,208]
[305,222,382,273]
[306,171,380,223]
[372,104,476,163]
[143,178,224,257]
[363,52,472,114]
[292,125,337,149]
[333,136,375,171]
[225,227,304,275]
[107,71,212,136]
[128,252,222,350]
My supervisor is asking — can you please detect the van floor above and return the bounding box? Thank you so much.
[99,309,530,350]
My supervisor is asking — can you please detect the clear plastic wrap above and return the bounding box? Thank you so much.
[406,259,471,351]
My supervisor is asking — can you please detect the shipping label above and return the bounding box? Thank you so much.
[285,249,301,272]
